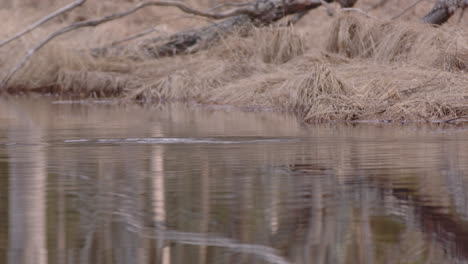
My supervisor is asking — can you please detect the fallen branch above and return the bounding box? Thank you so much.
[444,115,468,123]
[105,27,163,48]
[400,71,443,96]
[2,0,359,87]
[341,7,377,19]
[89,27,166,58]
[0,0,87,48]
[140,0,363,57]
[336,0,359,8]
[138,15,252,57]
[207,1,253,11]
[1,0,260,87]
[423,0,468,25]
[287,10,311,25]
[366,0,389,11]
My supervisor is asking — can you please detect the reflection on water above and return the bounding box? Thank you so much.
[1,98,468,264]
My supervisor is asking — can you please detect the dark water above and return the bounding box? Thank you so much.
[1,97,468,264]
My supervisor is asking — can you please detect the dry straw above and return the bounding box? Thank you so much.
[1,1,468,122]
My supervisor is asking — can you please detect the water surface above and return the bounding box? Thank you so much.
[1,97,468,264]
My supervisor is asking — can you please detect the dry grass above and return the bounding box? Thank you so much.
[1,0,468,122]
[325,15,468,70]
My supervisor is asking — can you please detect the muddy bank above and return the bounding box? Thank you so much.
[1,1,468,123]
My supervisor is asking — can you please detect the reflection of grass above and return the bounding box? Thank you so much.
[370,215,405,244]
[0,160,8,263]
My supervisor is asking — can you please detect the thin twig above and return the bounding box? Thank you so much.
[341,8,377,19]
[90,27,167,57]
[366,0,389,11]
[104,12,215,48]
[400,71,442,96]
[98,12,208,49]
[0,0,87,48]
[444,116,468,123]
[208,1,252,12]
[108,27,163,47]
[1,0,256,88]
[391,0,425,20]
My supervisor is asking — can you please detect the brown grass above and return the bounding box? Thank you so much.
[325,15,468,70]
[2,0,468,122]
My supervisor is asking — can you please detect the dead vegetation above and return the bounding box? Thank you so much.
[1,0,468,122]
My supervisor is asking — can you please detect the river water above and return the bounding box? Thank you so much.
[1,97,468,264]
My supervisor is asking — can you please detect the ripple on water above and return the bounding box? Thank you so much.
[64,137,299,144]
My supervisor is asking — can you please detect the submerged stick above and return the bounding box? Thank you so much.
[0,0,87,48]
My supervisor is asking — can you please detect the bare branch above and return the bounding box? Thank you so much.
[444,115,468,123]
[391,0,425,20]
[208,1,253,11]
[1,0,344,87]
[400,71,442,96]
[340,8,377,19]
[366,0,389,11]
[336,0,359,8]
[90,27,167,57]
[120,0,257,20]
[92,13,213,55]
[107,27,163,47]
[1,0,258,88]
[0,0,87,48]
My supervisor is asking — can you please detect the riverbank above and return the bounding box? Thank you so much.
[1,0,468,122]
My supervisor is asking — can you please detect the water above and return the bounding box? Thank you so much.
[1,97,468,264]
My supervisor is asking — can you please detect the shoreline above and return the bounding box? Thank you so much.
[3,94,468,125]
[1,3,468,123]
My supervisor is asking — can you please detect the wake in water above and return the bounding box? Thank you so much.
[64,137,299,144]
